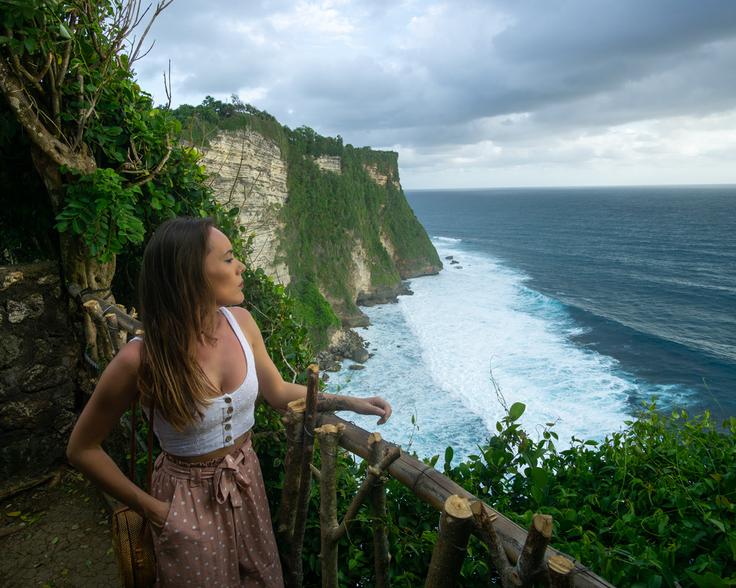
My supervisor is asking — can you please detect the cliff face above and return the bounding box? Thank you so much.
[199,130,291,286]
[201,127,441,331]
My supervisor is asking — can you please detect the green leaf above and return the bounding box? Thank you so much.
[444,446,454,468]
[59,23,71,40]
[509,402,526,421]
[687,570,733,588]
[529,466,548,489]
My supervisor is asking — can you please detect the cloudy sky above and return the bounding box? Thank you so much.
[135,0,736,189]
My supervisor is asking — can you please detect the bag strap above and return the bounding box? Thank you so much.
[129,398,137,481]
[146,397,155,490]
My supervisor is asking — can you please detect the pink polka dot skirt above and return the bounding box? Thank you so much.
[150,432,284,587]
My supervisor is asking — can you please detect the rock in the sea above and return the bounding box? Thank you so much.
[455,266,463,269]
[316,327,372,372]
[350,347,369,363]
[450,259,459,265]
[327,328,370,363]
[445,255,453,260]
[357,281,414,306]
[325,362,342,372]
[348,364,365,371]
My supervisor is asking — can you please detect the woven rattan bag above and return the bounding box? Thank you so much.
[111,399,156,587]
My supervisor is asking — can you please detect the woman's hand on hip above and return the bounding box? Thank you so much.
[145,498,171,530]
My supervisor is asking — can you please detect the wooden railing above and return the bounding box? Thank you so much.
[73,289,615,588]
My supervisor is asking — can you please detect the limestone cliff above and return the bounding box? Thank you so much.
[199,130,291,286]
[196,119,441,339]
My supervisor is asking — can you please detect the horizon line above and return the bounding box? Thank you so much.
[403,182,736,191]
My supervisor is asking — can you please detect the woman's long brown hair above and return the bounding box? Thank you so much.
[137,216,220,430]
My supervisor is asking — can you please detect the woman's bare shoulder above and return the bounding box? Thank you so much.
[111,337,143,374]
[86,337,142,411]
[227,306,262,340]
[228,305,255,325]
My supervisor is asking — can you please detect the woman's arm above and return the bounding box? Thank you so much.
[65,340,169,525]
[231,307,392,424]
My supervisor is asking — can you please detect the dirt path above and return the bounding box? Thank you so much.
[0,468,119,588]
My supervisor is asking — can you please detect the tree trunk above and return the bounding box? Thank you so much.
[30,145,117,364]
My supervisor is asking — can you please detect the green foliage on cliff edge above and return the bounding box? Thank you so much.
[442,402,736,587]
[170,96,441,345]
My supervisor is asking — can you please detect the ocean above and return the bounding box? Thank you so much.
[326,186,736,461]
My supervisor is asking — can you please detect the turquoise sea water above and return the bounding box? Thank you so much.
[327,186,736,460]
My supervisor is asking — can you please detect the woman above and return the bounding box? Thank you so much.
[66,217,392,586]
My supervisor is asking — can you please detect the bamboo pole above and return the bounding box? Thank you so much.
[549,555,576,588]
[289,393,381,416]
[317,413,614,588]
[368,433,391,588]
[516,514,553,584]
[425,495,474,588]
[315,423,344,588]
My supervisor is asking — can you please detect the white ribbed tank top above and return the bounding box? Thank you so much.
[138,306,258,456]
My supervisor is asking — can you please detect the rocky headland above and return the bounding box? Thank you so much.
[195,116,442,353]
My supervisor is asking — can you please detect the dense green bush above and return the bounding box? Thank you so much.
[432,402,736,587]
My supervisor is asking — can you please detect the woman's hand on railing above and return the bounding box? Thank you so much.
[351,396,392,425]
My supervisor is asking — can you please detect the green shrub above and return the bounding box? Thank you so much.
[439,402,736,587]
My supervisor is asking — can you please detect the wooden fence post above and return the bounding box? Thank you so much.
[517,514,553,584]
[315,423,344,588]
[278,364,320,588]
[471,501,521,587]
[425,495,474,588]
[548,555,575,588]
[369,432,391,588]
[276,404,304,574]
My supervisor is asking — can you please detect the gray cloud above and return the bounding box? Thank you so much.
[134,0,736,187]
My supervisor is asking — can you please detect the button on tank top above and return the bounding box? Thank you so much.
[139,306,258,456]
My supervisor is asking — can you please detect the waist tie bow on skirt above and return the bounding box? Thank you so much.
[214,450,251,508]
[149,431,284,587]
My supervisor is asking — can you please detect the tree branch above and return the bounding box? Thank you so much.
[0,59,95,174]
[129,1,174,65]
[332,446,401,541]
[129,139,173,187]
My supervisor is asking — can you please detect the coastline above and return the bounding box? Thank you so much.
[317,279,419,377]
[317,258,443,376]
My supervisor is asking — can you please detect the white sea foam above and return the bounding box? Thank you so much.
[327,240,639,461]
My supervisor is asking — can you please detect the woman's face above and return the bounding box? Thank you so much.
[204,227,245,306]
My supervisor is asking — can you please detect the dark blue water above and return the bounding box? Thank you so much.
[406,186,736,422]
